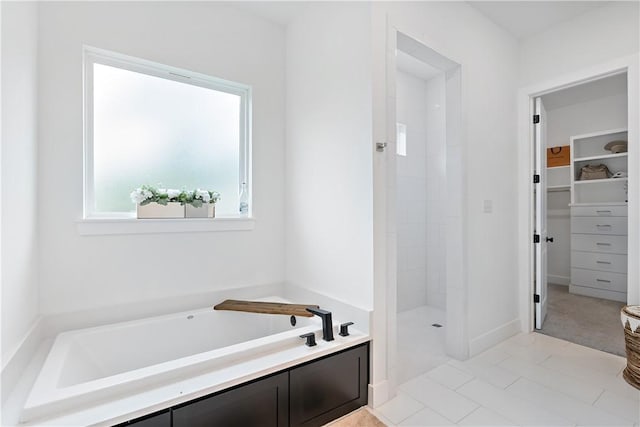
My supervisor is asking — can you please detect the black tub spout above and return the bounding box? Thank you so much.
[306,307,334,342]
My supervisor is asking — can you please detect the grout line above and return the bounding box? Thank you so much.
[591,388,606,406]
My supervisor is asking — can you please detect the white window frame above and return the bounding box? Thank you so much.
[82,46,252,221]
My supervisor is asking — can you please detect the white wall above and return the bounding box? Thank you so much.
[519,2,640,85]
[37,2,286,315]
[395,71,428,312]
[424,74,447,311]
[374,2,520,351]
[284,3,374,309]
[1,1,40,364]
[546,94,628,147]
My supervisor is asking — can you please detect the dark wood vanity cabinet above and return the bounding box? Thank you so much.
[117,342,369,427]
[290,344,368,427]
[173,372,288,427]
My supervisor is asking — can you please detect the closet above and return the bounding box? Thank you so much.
[543,73,628,303]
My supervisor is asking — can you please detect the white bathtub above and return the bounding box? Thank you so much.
[22,299,368,425]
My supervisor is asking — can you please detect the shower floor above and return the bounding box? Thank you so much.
[396,305,450,384]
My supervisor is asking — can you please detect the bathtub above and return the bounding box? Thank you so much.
[22,299,369,425]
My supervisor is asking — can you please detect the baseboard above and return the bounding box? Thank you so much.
[469,318,520,357]
[1,317,43,406]
[368,380,389,408]
[548,275,570,286]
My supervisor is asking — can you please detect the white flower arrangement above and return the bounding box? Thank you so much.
[130,185,221,208]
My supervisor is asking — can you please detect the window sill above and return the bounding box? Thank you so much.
[76,217,255,236]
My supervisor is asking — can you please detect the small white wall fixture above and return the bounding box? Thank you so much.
[517,54,640,332]
[375,27,466,403]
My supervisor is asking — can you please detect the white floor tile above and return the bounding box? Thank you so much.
[397,305,450,384]
[472,347,510,365]
[594,390,640,424]
[557,342,627,376]
[498,355,604,404]
[399,407,454,426]
[542,354,635,397]
[456,379,572,426]
[494,338,554,364]
[447,357,519,389]
[399,375,479,422]
[377,393,424,425]
[456,406,518,426]
[426,364,474,390]
[506,377,633,426]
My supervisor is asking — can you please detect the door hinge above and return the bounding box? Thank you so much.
[534,234,540,243]
[533,174,540,184]
[533,114,540,124]
[534,294,540,303]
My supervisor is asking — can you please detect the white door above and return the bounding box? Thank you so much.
[534,97,548,329]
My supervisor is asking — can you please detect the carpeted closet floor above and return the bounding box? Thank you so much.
[538,283,626,356]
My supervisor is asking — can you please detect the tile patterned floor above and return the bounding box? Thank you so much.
[374,331,640,426]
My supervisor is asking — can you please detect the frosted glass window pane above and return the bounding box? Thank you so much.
[397,122,407,156]
[93,63,241,215]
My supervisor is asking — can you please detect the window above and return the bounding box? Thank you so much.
[396,123,407,156]
[83,47,251,219]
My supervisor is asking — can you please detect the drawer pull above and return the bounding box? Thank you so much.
[596,279,612,283]
[596,242,611,246]
[596,210,612,214]
[596,261,611,264]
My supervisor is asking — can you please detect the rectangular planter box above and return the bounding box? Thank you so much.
[185,204,216,218]
[137,202,185,219]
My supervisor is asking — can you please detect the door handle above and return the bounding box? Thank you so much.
[546,237,554,242]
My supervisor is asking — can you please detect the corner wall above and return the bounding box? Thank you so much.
[37,2,286,315]
[284,3,374,310]
[1,1,40,366]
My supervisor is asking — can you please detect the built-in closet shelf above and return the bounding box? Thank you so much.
[574,152,628,162]
[547,165,570,169]
[574,177,628,185]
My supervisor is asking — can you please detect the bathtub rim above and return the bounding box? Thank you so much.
[21,302,359,425]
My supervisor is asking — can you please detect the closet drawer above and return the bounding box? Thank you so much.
[571,234,627,254]
[570,206,627,217]
[571,251,627,274]
[571,268,627,293]
[571,217,627,235]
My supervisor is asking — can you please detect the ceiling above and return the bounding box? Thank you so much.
[541,72,627,110]
[232,1,617,40]
[396,50,442,81]
[467,1,611,39]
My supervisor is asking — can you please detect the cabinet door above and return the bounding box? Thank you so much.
[173,372,288,427]
[571,217,628,235]
[114,411,171,427]
[290,343,369,427]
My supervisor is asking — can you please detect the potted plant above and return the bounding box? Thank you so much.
[130,185,220,219]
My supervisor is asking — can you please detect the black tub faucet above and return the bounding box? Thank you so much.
[306,307,334,342]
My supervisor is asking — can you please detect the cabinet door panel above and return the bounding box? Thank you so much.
[115,411,170,427]
[570,206,627,217]
[571,251,627,273]
[571,234,627,254]
[173,372,288,427]
[290,344,368,427]
[571,268,627,293]
[571,217,627,235]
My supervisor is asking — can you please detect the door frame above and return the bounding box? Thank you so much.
[375,24,466,402]
[517,54,640,332]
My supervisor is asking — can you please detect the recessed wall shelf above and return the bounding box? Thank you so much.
[574,177,628,185]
